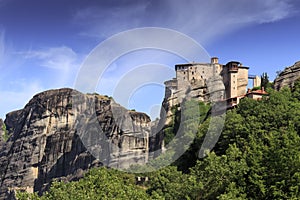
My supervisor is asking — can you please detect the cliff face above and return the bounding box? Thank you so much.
[0,119,4,148]
[162,74,225,126]
[0,88,151,199]
[274,61,300,90]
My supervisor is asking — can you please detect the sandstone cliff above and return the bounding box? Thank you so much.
[274,61,300,90]
[0,88,151,199]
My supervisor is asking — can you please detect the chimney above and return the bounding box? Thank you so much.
[262,87,265,92]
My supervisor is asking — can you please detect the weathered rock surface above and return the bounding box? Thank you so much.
[0,88,151,199]
[274,61,300,90]
[0,119,4,148]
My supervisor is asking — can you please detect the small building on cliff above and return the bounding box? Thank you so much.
[245,87,268,100]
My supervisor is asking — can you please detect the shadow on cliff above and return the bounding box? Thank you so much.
[33,130,102,195]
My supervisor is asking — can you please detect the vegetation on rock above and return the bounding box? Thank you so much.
[1,124,9,142]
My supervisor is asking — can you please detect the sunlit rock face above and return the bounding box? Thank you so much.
[0,88,151,199]
[274,61,300,90]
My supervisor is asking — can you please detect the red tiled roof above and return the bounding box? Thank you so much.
[248,90,268,95]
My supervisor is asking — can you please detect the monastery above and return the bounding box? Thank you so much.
[163,57,264,109]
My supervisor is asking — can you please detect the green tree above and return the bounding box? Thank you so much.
[292,78,300,100]
[190,144,248,200]
[261,72,270,89]
[146,166,190,200]
[17,167,150,200]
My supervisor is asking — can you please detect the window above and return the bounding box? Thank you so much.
[192,72,194,75]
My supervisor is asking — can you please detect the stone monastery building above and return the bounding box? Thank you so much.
[164,57,261,108]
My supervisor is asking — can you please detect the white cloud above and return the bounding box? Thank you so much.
[20,46,83,87]
[156,0,295,44]
[72,0,295,44]
[73,2,149,39]
[256,0,293,23]
[23,46,78,70]
[0,45,83,118]
[0,30,16,75]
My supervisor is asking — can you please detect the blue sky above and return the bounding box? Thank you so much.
[0,0,300,119]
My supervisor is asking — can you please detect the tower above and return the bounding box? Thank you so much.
[226,61,239,98]
[211,57,222,75]
[175,64,190,89]
[253,76,261,88]
[211,57,219,64]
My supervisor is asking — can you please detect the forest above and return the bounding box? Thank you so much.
[18,79,300,200]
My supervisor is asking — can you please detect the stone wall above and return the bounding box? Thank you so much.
[236,67,249,96]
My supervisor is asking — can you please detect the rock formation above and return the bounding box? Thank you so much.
[0,119,4,148]
[0,88,151,199]
[274,61,300,90]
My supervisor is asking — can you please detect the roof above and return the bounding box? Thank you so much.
[175,63,211,67]
[239,66,249,69]
[248,89,268,95]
